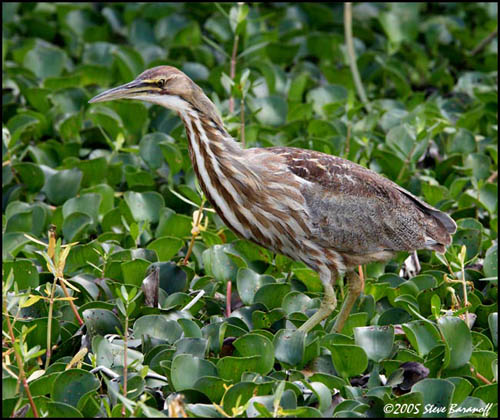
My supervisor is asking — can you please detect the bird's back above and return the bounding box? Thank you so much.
[245,146,457,269]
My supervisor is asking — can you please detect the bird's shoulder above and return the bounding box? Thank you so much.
[264,146,398,200]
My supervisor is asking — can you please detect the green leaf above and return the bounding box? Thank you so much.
[307,85,348,117]
[234,333,275,375]
[464,153,492,180]
[133,315,183,343]
[124,191,165,224]
[402,321,441,357]
[62,212,92,242]
[121,259,151,287]
[329,344,368,379]
[449,128,476,154]
[437,316,472,370]
[51,369,100,408]
[202,245,239,283]
[147,236,184,262]
[354,325,394,362]
[253,283,291,310]
[412,379,454,418]
[23,41,67,79]
[170,354,217,391]
[488,313,497,348]
[236,267,275,305]
[274,329,305,366]
[43,168,83,205]
[3,259,39,289]
[62,193,101,225]
[12,162,45,192]
[82,309,123,337]
[248,96,288,126]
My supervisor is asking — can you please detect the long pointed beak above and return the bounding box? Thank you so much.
[88,79,149,103]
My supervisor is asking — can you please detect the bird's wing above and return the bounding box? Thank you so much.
[266,147,455,254]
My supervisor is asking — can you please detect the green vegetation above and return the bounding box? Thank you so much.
[2,2,497,418]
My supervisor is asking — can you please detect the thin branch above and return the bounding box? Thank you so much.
[228,33,240,114]
[182,290,205,312]
[3,296,39,418]
[57,277,84,325]
[470,366,492,385]
[470,28,498,56]
[226,281,232,318]
[344,3,371,112]
[240,97,246,148]
[487,170,497,183]
[344,124,351,158]
[45,277,58,369]
[182,201,205,265]
[121,315,129,417]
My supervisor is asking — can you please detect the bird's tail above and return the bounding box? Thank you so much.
[396,186,457,253]
[423,208,457,253]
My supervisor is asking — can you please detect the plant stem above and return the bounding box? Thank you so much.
[344,124,351,159]
[470,28,498,56]
[396,142,416,182]
[240,97,245,148]
[121,315,129,417]
[344,2,371,112]
[182,202,205,265]
[45,277,58,369]
[3,295,39,418]
[229,33,240,113]
[460,257,470,327]
[226,281,232,318]
[57,277,84,325]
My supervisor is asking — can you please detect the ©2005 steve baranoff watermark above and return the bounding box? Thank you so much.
[382,402,494,417]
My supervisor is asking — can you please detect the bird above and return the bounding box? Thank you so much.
[89,66,457,334]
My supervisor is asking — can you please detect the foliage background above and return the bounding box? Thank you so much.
[2,2,498,418]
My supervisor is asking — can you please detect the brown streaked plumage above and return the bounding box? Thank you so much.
[89,66,457,333]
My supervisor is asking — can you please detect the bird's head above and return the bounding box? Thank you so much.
[89,65,223,126]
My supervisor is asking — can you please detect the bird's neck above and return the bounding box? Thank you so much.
[178,109,254,239]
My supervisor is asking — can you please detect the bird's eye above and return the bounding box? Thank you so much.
[157,79,166,89]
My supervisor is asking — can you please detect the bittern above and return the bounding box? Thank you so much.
[89,66,456,333]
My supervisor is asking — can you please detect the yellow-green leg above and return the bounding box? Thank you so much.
[298,269,337,333]
[332,270,364,333]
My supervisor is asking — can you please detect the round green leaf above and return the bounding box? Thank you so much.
[234,333,274,375]
[248,96,287,126]
[274,329,305,366]
[236,267,275,305]
[51,369,100,408]
[216,354,261,382]
[171,353,217,391]
[133,315,183,343]
[82,309,123,337]
[437,316,472,370]
[412,379,455,418]
[124,191,164,223]
[402,321,441,357]
[488,313,497,348]
[253,283,291,310]
[329,344,368,379]
[121,258,150,286]
[483,245,497,278]
[354,325,394,362]
[146,236,184,262]
[63,193,101,225]
[62,212,92,242]
[12,162,45,192]
[3,259,39,289]
[307,85,348,116]
[43,168,83,205]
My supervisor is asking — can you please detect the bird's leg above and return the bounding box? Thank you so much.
[298,269,337,333]
[332,270,364,333]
